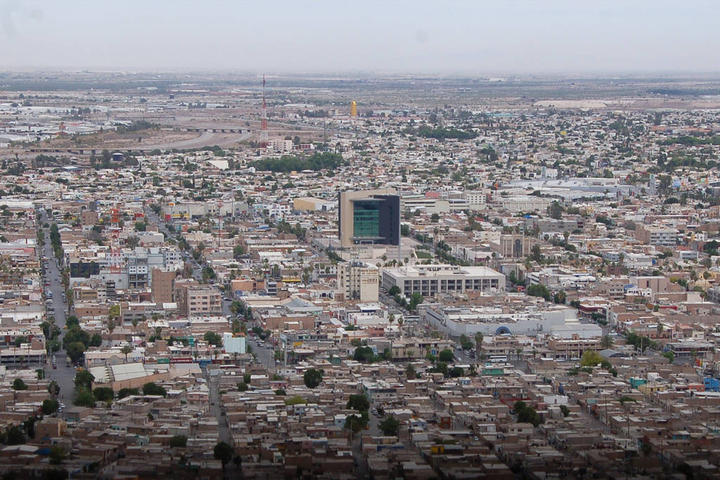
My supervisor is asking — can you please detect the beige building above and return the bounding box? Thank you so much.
[176,285,222,317]
[337,261,379,302]
[494,234,533,258]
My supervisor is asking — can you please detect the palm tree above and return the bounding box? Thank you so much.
[121,345,133,363]
[474,332,484,359]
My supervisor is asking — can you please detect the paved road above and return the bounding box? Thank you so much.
[139,131,252,151]
[247,336,275,371]
[38,210,76,408]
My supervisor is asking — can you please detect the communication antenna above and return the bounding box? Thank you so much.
[260,75,268,148]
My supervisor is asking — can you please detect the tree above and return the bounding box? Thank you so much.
[204,331,222,346]
[12,378,27,390]
[49,445,66,465]
[663,351,675,364]
[48,380,60,398]
[65,315,79,329]
[379,415,400,436]
[527,283,552,301]
[117,388,139,399]
[438,349,454,363]
[74,369,94,390]
[514,401,542,427]
[474,332,484,355]
[142,382,167,397]
[549,201,564,220]
[553,290,566,304]
[559,405,570,417]
[126,235,140,249]
[303,368,323,388]
[233,244,245,260]
[74,388,95,407]
[5,425,25,445]
[388,286,401,296]
[120,345,133,363]
[108,304,121,322]
[346,394,370,412]
[213,441,234,468]
[600,335,614,349]
[408,292,424,311]
[93,387,114,402]
[169,435,188,448]
[344,414,366,433]
[65,341,87,364]
[529,244,543,263]
[89,333,102,347]
[353,346,376,363]
[580,350,612,370]
[42,399,59,415]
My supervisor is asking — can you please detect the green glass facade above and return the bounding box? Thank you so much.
[353,200,380,239]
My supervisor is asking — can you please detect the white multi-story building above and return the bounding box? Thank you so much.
[464,190,487,209]
[381,264,504,297]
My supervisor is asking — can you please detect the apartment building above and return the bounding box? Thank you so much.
[337,261,379,302]
[176,285,222,317]
[635,225,679,247]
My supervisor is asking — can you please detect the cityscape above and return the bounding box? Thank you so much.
[3,2,720,479]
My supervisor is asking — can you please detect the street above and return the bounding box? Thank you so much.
[39,209,76,409]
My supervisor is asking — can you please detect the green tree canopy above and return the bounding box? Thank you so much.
[74,369,94,390]
[346,394,370,412]
[142,382,167,397]
[438,349,454,363]
[213,441,234,466]
[42,399,59,415]
[303,368,323,388]
[379,415,400,436]
[12,378,27,390]
[169,435,188,448]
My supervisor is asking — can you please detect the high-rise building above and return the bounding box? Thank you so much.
[338,189,400,248]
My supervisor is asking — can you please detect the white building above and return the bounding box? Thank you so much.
[381,264,504,297]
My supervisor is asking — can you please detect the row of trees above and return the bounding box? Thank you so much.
[63,316,102,364]
[251,152,345,173]
[49,223,63,261]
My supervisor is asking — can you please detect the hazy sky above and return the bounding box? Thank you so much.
[1,0,718,74]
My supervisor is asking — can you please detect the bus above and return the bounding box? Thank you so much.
[488,355,507,363]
